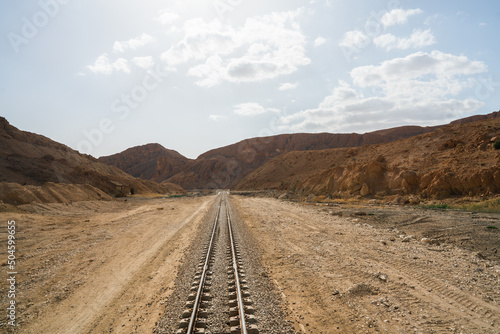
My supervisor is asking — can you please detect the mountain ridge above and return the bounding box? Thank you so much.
[235,111,500,199]
[0,117,184,204]
[101,112,498,190]
[98,143,191,181]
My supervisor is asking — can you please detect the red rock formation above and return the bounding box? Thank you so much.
[99,143,190,181]
[163,112,498,190]
[0,117,184,203]
[162,129,438,189]
[98,111,499,191]
[236,114,500,199]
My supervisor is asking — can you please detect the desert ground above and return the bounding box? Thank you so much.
[0,194,499,333]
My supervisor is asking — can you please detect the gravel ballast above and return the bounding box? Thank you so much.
[155,193,295,333]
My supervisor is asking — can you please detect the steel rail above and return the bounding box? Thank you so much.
[226,200,248,334]
[186,200,221,334]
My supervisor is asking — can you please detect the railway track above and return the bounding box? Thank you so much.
[176,192,259,334]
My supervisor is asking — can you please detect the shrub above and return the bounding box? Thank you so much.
[421,203,449,210]
[494,140,500,150]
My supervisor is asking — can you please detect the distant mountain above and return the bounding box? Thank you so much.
[235,111,500,199]
[164,130,439,189]
[99,143,190,181]
[0,117,184,204]
[99,111,500,191]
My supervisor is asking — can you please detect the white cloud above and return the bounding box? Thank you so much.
[351,51,487,88]
[161,9,310,87]
[112,58,131,73]
[373,34,397,50]
[279,82,299,91]
[339,30,368,49]
[87,54,113,75]
[161,19,236,67]
[209,114,227,121]
[188,55,225,87]
[234,103,276,116]
[132,56,154,70]
[156,9,179,25]
[373,29,436,51]
[87,53,131,74]
[381,8,423,28]
[275,51,487,133]
[113,33,155,53]
[314,37,326,47]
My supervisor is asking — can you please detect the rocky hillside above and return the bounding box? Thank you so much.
[98,143,190,181]
[0,117,184,204]
[160,127,439,189]
[235,113,500,199]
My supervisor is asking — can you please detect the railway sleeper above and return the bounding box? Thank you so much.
[226,261,244,268]
[228,297,253,307]
[226,248,241,256]
[187,292,213,301]
[229,314,257,326]
[191,280,212,287]
[229,271,246,279]
[178,317,208,329]
[229,305,256,316]
[181,308,209,318]
[176,328,206,334]
[228,290,251,299]
[184,300,209,309]
[190,285,210,293]
[228,283,249,292]
[230,324,259,334]
[194,271,213,279]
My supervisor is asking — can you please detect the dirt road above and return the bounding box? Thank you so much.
[0,196,214,333]
[232,196,500,333]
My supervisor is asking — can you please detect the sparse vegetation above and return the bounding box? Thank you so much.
[455,198,500,213]
[169,194,186,198]
[421,203,450,210]
[420,198,500,213]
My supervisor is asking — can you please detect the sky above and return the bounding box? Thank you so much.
[1,0,499,159]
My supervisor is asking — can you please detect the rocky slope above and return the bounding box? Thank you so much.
[0,117,184,204]
[236,113,500,199]
[162,127,439,189]
[98,143,190,181]
[102,112,499,190]
[93,111,499,192]
[0,182,113,206]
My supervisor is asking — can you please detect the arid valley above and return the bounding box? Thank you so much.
[3,2,500,333]
[0,194,499,333]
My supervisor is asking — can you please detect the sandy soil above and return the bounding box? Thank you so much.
[1,194,498,334]
[232,196,500,333]
[0,195,215,333]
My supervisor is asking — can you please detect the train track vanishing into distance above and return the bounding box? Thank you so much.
[176,191,259,334]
